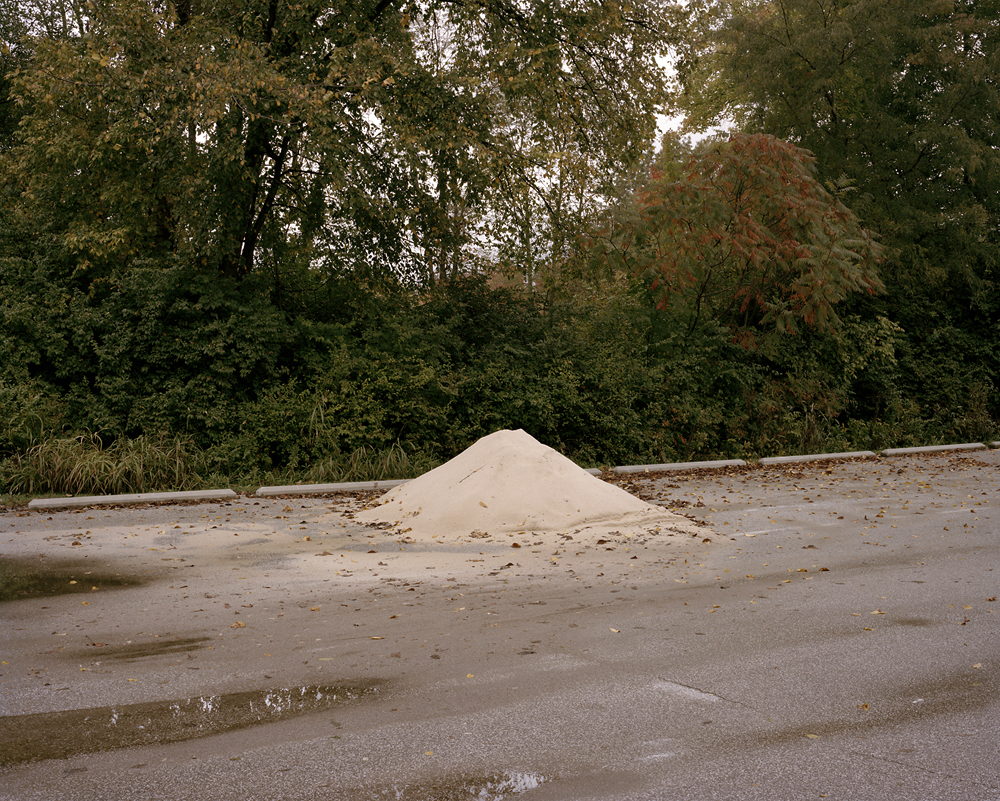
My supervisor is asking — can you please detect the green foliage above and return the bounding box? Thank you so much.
[672,0,1000,432]
[6,432,199,496]
[305,443,439,484]
[0,3,27,156]
[0,255,291,443]
[598,133,883,350]
[0,267,996,500]
[226,355,438,473]
[638,317,756,460]
[0,379,67,456]
[720,0,1000,296]
[5,0,670,287]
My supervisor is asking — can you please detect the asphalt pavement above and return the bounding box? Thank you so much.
[1,450,997,800]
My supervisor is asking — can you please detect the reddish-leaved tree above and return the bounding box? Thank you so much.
[607,133,883,349]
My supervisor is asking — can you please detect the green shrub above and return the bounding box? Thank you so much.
[0,379,68,457]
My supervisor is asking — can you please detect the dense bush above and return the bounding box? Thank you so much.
[1,266,998,499]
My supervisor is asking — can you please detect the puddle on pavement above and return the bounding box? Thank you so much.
[0,558,142,602]
[0,682,381,766]
[367,771,549,800]
[76,636,213,661]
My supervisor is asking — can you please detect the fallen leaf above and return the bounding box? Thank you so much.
[310,607,320,611]
[370,636,384,640]
[230,622,246,628]
[804,734,820,739]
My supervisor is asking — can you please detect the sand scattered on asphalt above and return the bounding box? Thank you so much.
[352,429,704,545]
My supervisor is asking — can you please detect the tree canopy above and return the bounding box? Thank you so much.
[1,0,998,496]
[4,0,672,287]
[673,0,1000,301]
[597,132,883,349]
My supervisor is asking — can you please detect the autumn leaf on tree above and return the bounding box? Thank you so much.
[603,133,883,350]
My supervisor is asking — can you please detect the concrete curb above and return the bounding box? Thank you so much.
[255,479,410,497]
[758,451,877,465]
[16,444,997,510]
[27,489,238,511]
[257,471,607,496]
[880,443,987,457]
[612,459,748,474]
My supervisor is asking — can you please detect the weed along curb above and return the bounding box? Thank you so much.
[17,442,997,511]
[27,489,238,511]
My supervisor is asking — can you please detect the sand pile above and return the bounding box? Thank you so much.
[352,429,703,544]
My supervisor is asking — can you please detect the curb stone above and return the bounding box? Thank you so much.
[758,451,877,465]
[15,445,998,510]
[255,480,410,497]
[612,460,747,474]
[27,489,238,511]
[880,443,987,456]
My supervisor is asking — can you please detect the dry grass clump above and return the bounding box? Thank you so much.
[1,435,436,500]
[6,433,197,496]
[304,443,436,484]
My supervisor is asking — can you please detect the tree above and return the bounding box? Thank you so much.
[673,0,1000,308]
[671,0,1000,419]
[4,0,672,287]
[486,102,633,291]
[599,132,883,349]
[0,2,28,151]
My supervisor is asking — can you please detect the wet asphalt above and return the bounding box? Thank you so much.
[0,450,997,800]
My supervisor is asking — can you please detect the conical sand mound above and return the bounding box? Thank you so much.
[353,429,703,544]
